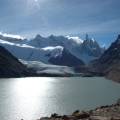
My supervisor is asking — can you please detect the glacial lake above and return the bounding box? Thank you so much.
[0,77,120,120]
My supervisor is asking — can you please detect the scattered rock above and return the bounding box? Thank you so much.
[38,99,120,120]
[117,99,120,105]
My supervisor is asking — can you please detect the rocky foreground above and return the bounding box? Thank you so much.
[38,100,120,120]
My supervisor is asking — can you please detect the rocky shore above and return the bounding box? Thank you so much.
[38,99,120,120]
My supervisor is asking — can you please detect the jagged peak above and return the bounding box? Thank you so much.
[117,34,120,41]
[85,34,89,41]
[83,34,98,44]
[114,34,120,44]
[117,34,120,39]
[35,34,43,38]
[48,34,56,39]
[85,34,95,42]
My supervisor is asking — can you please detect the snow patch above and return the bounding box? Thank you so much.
[42,46,63,51]
[91,38,95,42]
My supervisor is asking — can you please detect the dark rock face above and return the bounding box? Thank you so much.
[0,46,28,77]
[91,34,120,82]
[81,39,103,57]
[49,48,85,67]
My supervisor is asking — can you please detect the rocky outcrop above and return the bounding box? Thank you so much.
[39,100,120,120]
[81,34,104,57]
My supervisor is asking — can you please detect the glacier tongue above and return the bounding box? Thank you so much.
[20,59,75,75]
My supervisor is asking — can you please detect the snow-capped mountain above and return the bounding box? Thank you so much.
[0,35,84,67]
[0,33,104,66]
[27,34,104,63]
[0,39,62,63]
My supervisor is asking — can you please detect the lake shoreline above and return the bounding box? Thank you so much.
[39,99,120,120]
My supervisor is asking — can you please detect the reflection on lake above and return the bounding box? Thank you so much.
[0,77,120,120]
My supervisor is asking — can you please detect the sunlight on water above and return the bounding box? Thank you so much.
[14,77,53,97]
[0,77,120,120]
[11,77,56,120]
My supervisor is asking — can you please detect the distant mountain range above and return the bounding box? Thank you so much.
[0,32,120,82]
[0,45,76,77]
[27,34,104,63]
[0,33,104,67]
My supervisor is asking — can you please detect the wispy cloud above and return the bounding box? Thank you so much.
[0,32,24,39]
[0,0,119,43]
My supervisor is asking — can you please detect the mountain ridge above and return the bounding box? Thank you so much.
[0,45,28,77]
[0,33,104,66]
[27,34,104,63]
[90,34,120,82]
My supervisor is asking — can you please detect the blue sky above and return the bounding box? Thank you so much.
[0,0,120,46]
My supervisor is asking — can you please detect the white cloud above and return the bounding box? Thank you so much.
[66,36,83,44]
[0,32,24,39]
